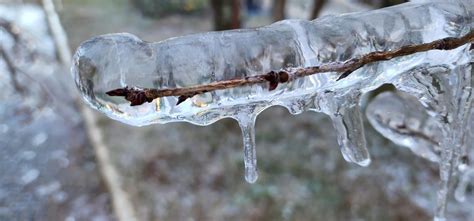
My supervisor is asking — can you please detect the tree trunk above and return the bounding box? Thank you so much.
[211,0,241,31]
[310,0,327,20]
[272,0,286,22]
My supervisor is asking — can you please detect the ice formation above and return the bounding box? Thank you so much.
[72,0,473,220]
[366,90,443,162]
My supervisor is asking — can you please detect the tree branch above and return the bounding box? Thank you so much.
[0,45,25,93]
[0,20,24,93]
[107,30,474,106]
[42,0,72,65]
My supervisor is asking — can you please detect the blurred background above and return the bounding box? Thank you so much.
[0,0,473,220]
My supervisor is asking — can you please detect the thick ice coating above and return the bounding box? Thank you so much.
[72,0,472,127]
[72,1,473,219]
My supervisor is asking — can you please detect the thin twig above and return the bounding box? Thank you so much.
[0,45,25,93]
[0,20,24,93]
[107,30,474,106]
[0,18,21,41]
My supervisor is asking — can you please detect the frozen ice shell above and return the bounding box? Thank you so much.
[72,0,473,127]
[72,3,474,216]
[366,91,442,162]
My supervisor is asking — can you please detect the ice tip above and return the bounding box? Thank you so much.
[341,151,371,167]
[245,168,259,183]
[356,158,371,167]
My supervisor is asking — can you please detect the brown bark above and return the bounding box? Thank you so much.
[310,0,327,19]
[272,0,286,22]
[211,0,241,31]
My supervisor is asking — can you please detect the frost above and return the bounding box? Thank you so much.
[72,0,473,220]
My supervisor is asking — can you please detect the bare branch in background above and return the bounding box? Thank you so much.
[211,0,241,31]
[0,19,24,93]
[272,0,286,21]
[310,0,326,19]
[40,1,139,220]
[0,18,20,41]
[42,0,71,65]
[107,30,474,106]
[0,45,24,93]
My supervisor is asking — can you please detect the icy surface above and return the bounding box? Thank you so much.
[235,113,259,183]
[454,101,474,203]
[72,0,473,220]
[321,90,371,166]
[366,90,442,162]
[366,65,473,220]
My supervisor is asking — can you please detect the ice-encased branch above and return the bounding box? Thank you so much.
[106,30,474,106]
[73,1,474,218]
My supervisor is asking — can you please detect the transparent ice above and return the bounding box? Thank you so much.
[72,0,474,220]
[366,90,443,162]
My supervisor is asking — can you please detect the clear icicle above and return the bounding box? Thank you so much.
[330,101,371,167]
[315,90,371,167]
[434,65,472,221]
[436,136,455,221]
[236,115,259,183]
[455,103,473,202]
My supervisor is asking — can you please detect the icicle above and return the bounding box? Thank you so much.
[455,102,473,203]
[314,90,371,166]
[235,114,259,183]
[455,112,472,203]
[330,102,371,167]
[433,65,472,221]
